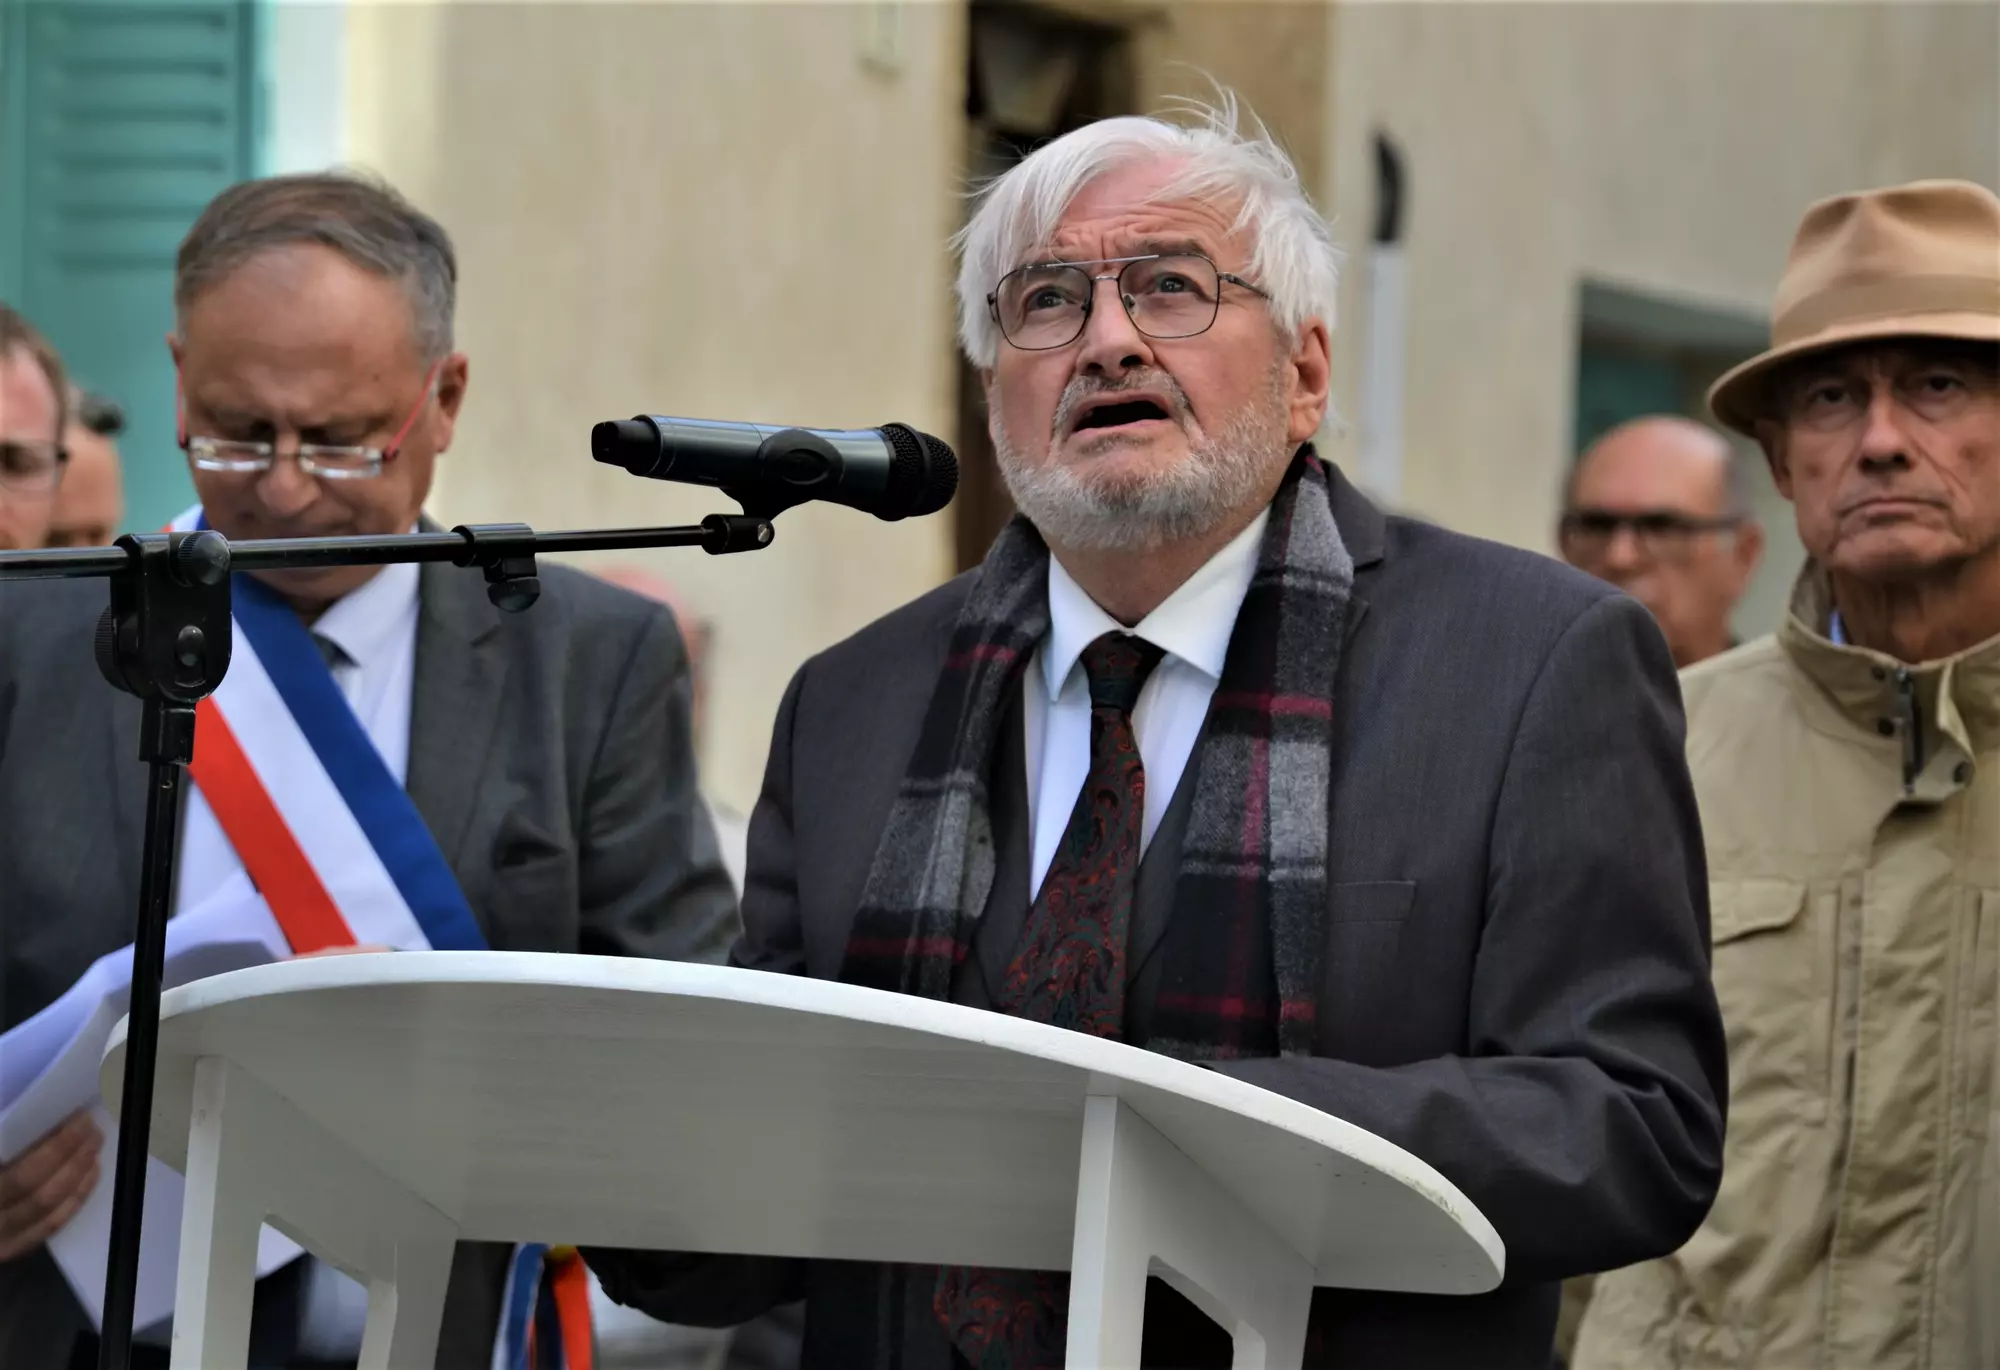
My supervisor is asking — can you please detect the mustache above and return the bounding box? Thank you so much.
[1050,371,1193,438]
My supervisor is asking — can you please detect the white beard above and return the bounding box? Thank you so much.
[992,368,1289,553]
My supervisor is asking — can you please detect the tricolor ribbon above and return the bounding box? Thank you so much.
[168,507,591,1365]
[500,1244,595,1370]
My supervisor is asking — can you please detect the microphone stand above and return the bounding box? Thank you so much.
[0,512,775,1370]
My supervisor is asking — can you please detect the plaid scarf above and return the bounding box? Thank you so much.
[832,451,1352,1365]
[840,447,1350,1062]
[836,449,1351,1367]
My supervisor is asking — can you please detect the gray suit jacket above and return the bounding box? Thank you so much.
[587,466,1728,1369]
[0,559,739,1370]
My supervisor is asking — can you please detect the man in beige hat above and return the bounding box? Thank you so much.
[1574,178,2000,1368]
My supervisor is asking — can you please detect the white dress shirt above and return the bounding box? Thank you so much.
[153,559,419,1358]
[172,559,422,912]
[1023,509,1268,899]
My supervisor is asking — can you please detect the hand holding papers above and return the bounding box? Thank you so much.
[0,1110,101,1261]
[0,878,302,1332]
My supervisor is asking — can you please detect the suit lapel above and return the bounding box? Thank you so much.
[1128,462,1385,1012]
[1343,592,1371,649]
[1125,721,1205,985]
[1327,462,1380,672]
[969,690,1032,1007]
[406,562,508,871]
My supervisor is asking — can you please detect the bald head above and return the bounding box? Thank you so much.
[1561,415,1763,668]
[595,563,680,613]
[591,563,713,746]
[1570,417,1740,517]
[594,563,707,653]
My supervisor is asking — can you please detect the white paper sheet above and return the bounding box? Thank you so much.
[0,880,306,1331]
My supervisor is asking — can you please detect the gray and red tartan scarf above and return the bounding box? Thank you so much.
[837,447,1352,1368]
[840,445,1351,1060]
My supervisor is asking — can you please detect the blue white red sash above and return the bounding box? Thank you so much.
[170,508,483,956]
[168,510,591,1369]
[498,1244,594,1370]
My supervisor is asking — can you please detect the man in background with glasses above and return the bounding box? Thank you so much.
[45,389,126,550]
[590,97,1723,1370]
[1559,416,1764,669]
[0,303,68,553]
[1547,415,1762,1370]
[0,174,736,1370]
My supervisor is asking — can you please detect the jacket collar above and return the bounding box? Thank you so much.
[1322,455,1387,571]
[1778,563,2000,786]
[405,540,509,871]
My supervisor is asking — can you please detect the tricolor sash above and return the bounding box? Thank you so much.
[168,510,591,1369]
[498,1244,594,1370]
[171,509,483,955]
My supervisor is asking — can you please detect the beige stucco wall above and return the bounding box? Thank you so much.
[1131,0,1331,203]
[330,0,1997,805]
[1321,0,1999,582]
[343,2,966,810]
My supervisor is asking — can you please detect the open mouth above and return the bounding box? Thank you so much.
[1072,397,1172,433]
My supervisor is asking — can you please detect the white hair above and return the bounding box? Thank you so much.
[953,91,1342,369]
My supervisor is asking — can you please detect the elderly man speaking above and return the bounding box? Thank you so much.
[1576,180,2000,1369]
[588,98,1726,1369]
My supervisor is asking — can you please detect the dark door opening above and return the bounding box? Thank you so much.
[953,1,1135,571]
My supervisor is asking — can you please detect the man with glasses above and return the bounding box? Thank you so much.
[588,100,1724,1370]
[46,389,127,549]
[1552,416,1764,1368]
[1560,416,1764,669]
[0,303,69,553]
[1575,180,2000,1370]
[0,174,736,1370]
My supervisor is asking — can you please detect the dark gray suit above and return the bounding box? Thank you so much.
[0,560,739,1370]
[588,467,1727,1369]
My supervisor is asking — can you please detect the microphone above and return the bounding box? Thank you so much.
[591,415,958,521]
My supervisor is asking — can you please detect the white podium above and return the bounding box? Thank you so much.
[103,952,1503,1370]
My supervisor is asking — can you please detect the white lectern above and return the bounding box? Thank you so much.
[103,953,1503,1370]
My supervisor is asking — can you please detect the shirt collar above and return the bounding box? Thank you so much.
[1779,560,2000,753]
[311,553,420,673]
[1041,508,1269,701]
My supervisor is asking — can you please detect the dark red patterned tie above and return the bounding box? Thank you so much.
[935,631,1164,1369]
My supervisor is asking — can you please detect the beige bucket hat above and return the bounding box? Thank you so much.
[1708,178,2000,435]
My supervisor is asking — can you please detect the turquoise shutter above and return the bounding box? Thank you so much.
[2,0,258,533]
[1572,344,1688,458]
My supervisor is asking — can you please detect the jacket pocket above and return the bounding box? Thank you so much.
[1956,889,1999,1140]
[1326,879,1416,923]
[1709,877,1834,1133]
[1316,881,1421,1059]
[488,852,580,950]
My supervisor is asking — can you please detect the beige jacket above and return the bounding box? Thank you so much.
[1576,570,2000,1370]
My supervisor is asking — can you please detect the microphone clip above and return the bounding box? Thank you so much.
[451,523,543,613]
[702,511,778,554]
[93,530,235,767]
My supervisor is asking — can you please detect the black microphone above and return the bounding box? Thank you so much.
[591,415,959,521]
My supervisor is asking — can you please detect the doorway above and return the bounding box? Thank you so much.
[953,0,1136,571]
[1571,279,1801,641]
